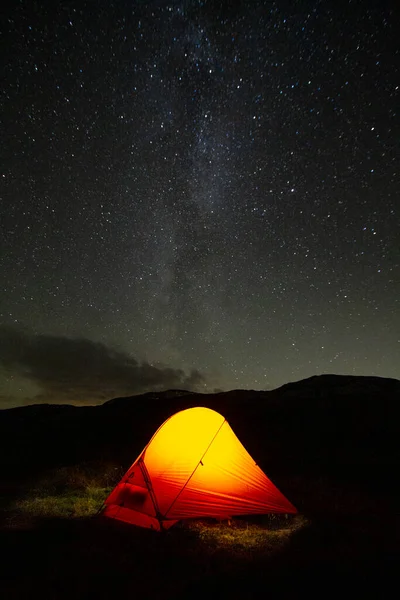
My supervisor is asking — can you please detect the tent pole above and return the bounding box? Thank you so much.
[139,458,164,530]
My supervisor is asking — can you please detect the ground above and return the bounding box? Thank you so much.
[0,463,397,599]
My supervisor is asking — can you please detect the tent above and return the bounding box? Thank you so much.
[102,406,297,531]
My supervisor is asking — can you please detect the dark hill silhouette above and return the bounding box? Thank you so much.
[275,373,400,398]
[0,374,399,506]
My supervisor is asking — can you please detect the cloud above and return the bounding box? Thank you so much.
[0,326,206,405]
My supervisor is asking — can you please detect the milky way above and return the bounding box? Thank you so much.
[1,1,399,406]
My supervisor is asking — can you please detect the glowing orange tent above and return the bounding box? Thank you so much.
[103,407,296,530]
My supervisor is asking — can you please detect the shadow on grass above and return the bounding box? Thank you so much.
[179,513,398,598]
[1,464,398,599]
[1,509,397,599]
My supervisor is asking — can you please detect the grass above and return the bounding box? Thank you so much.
[1,463,397,598]
[5,461,306,559]
[185,515,307,556]
[4,462,119,522]
[14,486,109,519]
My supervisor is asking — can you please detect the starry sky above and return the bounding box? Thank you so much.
[1,0,399,407]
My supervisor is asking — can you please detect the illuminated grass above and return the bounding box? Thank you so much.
[8,462,307,552]
[6,463,120,521]
[185,515,307,555]
[14,486,110,519]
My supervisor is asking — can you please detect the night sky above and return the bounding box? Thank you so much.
[1,1,399,407]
